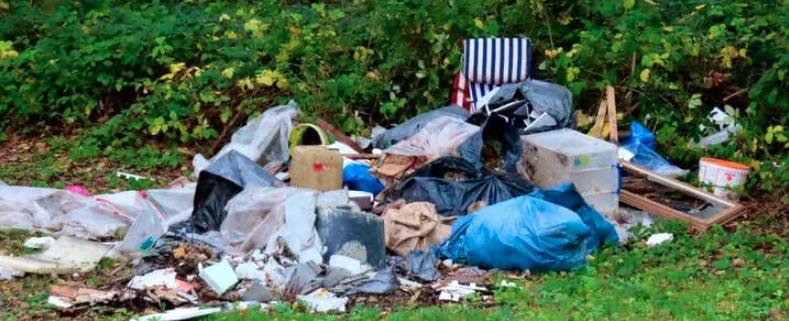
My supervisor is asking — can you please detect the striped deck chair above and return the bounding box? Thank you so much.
[450,37,532,113]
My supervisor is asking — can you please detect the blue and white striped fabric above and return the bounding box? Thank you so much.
[463,37,532,103]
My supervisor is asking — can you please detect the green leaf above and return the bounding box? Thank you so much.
[724,105,736,116]
[474,19,484,29]
[328,9,345,21]
[221,67,235,79]
[220,107,232,123]
[624,0,635,10]
[765,132,773,144]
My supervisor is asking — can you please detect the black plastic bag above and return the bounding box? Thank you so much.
[188,150,281,233]
[458,113,523,171]
[483,79,574,135]
[386,156,534,217]
[373,106,470,149]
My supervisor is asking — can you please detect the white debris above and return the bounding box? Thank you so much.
[437,281,486,302]
[263,259,287,289]
[266,191,324,265]
[47,296,73,309]
[397,277,423,289]
[223,301,272,312]
[116,171,153,181]
[327,142,359,155]
[0,236,110,274]
[329,255,370,275]
[199,260,239,295]
[0,267,24,280]
[23,236,56,249]
[250,249,266,261]
[500,280,518,288]
[646,233,674,247]
[128,268,178,290]
[133,306,222,321]
[235,261,267,281]
[297,289,348,313]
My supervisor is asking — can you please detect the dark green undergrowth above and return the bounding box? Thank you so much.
[2,0,789,197]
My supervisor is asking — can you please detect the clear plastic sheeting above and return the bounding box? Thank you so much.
[265,191,324,264]
[0,185,195,239]
[373,106,470,149]
[221,187,298,253]
[193,101,298,174]
[383,116,480,160]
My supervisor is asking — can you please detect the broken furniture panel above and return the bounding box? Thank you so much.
[619,161,746,230]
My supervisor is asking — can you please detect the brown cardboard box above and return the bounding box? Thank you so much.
[290,146,343,191]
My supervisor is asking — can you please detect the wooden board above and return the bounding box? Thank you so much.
[619,161,747,230]
[605,85,618,144]
[588,100,608,138]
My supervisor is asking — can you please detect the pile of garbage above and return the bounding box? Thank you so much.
[0,71,748,319]
[0,91,624,318]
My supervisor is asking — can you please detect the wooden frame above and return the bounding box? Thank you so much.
[619,161,747,230]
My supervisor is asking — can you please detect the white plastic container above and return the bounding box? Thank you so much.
[520,129,619,190]
[547,166,620,195]
[520,129,619,181]
[583,192,619,216]
[698,158,750,200]
[520,129,620,215]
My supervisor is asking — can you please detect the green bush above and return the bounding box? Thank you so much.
[1,0,788,197]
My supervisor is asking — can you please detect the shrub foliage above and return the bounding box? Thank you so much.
[1,0,788,196]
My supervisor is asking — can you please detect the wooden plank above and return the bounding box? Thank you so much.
[588,100,608,138]
[619,160,749,230]
[605,85,619,144]
[343,153,381,160]
[620,190,710,230]
[621,161,736,207]
[316,118,365,153]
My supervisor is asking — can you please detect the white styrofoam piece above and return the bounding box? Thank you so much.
[128,268,178,290]
[647,233,674,247]
[199,261,239,295]
[133,307,222,321]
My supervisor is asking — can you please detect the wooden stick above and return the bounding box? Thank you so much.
[316,118,365,153]
[723,88,749,102]
[343,153,381,160]
[606,85,619,144]
[588,100,608,138]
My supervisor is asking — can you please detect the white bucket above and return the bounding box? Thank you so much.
[698,158,750,200]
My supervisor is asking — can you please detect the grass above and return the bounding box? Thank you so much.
[0,135,187,191]
[199,218,786,320]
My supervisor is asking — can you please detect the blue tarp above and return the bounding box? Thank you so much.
[438,183,618,271]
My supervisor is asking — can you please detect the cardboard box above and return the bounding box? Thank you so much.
[290,146,343,191]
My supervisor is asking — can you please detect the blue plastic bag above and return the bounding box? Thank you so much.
[528,184,619,253]
[622,121,656,150]
[438,183,617,271]
[343,163,385,196]
[621,122,689,178]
